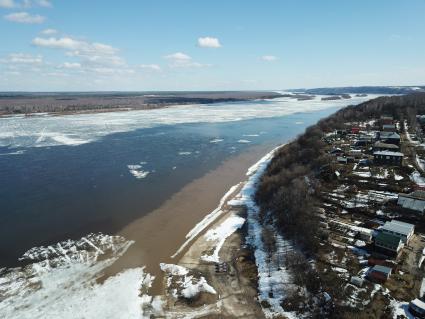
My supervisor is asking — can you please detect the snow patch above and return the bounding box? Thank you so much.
[160,263,216,299]
[201,214,245,263]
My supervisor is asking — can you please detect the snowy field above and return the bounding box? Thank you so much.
[0,94,378,149]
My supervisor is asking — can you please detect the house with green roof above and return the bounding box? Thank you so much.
[374,231,404,257]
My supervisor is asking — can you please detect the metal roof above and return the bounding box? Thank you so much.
[382,220,414,236]
[411,298,425,310]
[379,131,400,139]
[398,195,425,212]
[372,265,392,275]
[373,151,404,157]
[373,141,399,149]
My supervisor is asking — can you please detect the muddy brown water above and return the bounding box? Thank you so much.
[102,143,275,294]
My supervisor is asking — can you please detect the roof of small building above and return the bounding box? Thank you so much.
[373,151,404,157]
[379,131,400,139]
[411,190,425,199]
[375,231,402,247]
[382,220,414,236]
[398,193,425,212]
[373,141,399,149]
[411,298,425,310]
[372,265,392,275]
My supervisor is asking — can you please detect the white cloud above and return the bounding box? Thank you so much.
[21,0,52,8]
[197,36,221,48]
[32,37,121,66]
[36,0,51,7]
[4,11,45,24]
[164,52,208,68]
[139,64,161,71]
[0,53,43,64]
[31,35,133,76]
[0,0,16,8]
[60,62,81,69]
[164,52,191,61]
[32,36,84,50]
[40,28,57,35]
[261,55,277,62]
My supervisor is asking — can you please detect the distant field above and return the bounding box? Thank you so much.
[0,91,282,115]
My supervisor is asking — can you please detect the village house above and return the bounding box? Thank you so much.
[354,135,374,147]
[381,220,415,244]
[373,150,403,166]
[337,156,348,164]
[398,191,425,214]
[376,131,401,145]
[367,265,393,283]
[374,231,404,257]
[351,127,360,134]
[373,141,400,152]
[349,149,363,158]
[380,115,394,125]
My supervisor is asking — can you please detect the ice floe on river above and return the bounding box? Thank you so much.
[128,162,150,179]
[0,233,159,319]
[0,94,378,149]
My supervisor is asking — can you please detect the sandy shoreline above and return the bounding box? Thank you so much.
[102,143,277,294]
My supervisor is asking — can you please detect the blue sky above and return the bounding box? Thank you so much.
[0,0,424,91]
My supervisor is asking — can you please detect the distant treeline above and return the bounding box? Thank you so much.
[291,86,425,95]
[0,91,282,115]
[255,92,425,254]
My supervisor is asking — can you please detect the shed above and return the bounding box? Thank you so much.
[350,276,364,287]
[368,265,392,282]
[398,192,425,214]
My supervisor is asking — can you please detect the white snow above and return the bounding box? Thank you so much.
[375,169,389,179]
[171,183,241,258]
[181,277,216,298]
[227,145,300,318]
[417,155,425,172]
[353,171,372,178]
[160,263,216,299]
[159,263,189,276]
[394,173,404,181]
[410,170,425,187]
[201,214,245,262]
